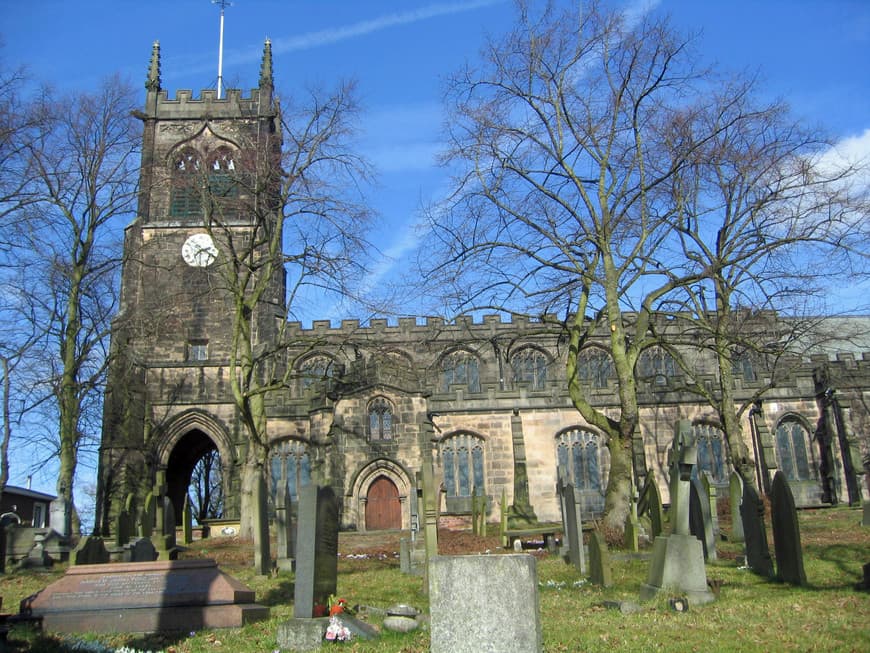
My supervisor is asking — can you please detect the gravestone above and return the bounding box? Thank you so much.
[770,471,808,586]
[121,537,157,563]
[729,472,745,542]
[638,475,664,538]
[557,478,586,574]
[588,531,612,587]
[73,536,110,565]
[182,495,193,545]
[739,472,774,578]
[252,473,271,576]
[624,477,640,553]
[641,421,715,605]
[49,493,71,539]
[115,505,132,549]
[701,472,720,538]
[24,559,268,633]
[862,502,870,527]
[275,479,295,573]
[429,554,541,653]
[689,476,717,561]
[140,491,155,538]
[293,484,339,618]
[419,457,439,593]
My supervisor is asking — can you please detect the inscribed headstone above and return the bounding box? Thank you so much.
[293,484,339,618]
[770,471,807,586]
[429,554,541,653]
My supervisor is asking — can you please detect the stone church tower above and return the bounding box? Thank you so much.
[95,41,284,534]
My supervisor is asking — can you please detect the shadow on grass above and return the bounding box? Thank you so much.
[260,578,295,606]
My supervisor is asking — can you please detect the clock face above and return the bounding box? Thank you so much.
[181,233,218,267]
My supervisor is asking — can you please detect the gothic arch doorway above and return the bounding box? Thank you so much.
[350,459,411,532]
[165,429,223,526]
[365,476,401,531]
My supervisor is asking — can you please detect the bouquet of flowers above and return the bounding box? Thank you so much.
[324,595,352,642]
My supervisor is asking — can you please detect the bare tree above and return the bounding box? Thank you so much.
[421,1,751,527]
[662,81,870,482]
[11,77,139,533]
[189,449,224,524]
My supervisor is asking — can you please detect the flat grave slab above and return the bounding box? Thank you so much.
[21,558,268,634]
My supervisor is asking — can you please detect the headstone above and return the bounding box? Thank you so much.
[588,531,612,587]
[140,492,155,538]
[739,472,774,577]
[49,494,71,539]
[701,473,720,538]
[275,480,295,573]
[640,421,715,605]
[770,471,808,586]
[862,502,870,527]
[689,476,717,561]
[638,475,664,538]
[121,537,158,563]
[182,495,193,545]
[73,536,110,565]
[115,506,132,548]
[23,558,268,634]
[624,477,640,553]
[293,485,339,618]
[429,554,541,653]
[420,457,439,593]
[252,473,271,576]
[558,479,587,573]
[729,472,745,542]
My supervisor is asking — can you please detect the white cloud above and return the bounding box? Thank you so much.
[815,127,870,190]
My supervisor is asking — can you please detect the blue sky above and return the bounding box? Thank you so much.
[4,0,869,322]
[1,0,868,496]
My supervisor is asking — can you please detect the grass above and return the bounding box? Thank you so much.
[0,505,867,652]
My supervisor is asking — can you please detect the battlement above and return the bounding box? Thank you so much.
[153,88,274,119]
[284,313,562,338]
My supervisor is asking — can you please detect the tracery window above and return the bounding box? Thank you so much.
[298,355,337,391]
[269,439,310,502]
[636,346,677,386]
[169,149,202,217]
[576,346,614,389]
[556,428,607,514]
[693,422,728,484]
[207,147,240,215]
[511,347,549,390]
[441,433,485,499]
[775,417,815,482]
[441,350,481,393]
[368,396,394,441]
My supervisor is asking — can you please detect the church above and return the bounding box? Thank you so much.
[94,43,869,537]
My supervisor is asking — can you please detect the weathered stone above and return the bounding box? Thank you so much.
[121,536,157,563]
[22,559,268,634]
[386,603,418,617]
[770,471,807,586]
[73,536,109,565]
[294,485,339,618]
[588,530,612,587]
[558,478,586,573]
[689,476,717,561]
[740,474,774,578]
[275,477,294,572]
[640,533,715,606]
[383,615,418,632]
[729,472,745,542]
[429,554,541,653]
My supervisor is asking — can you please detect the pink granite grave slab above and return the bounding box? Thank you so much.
[21,558,268,634]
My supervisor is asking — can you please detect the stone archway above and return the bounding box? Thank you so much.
[155,410,236,524]
[349,459,412,532]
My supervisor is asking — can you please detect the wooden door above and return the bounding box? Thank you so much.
[365,476,401,530]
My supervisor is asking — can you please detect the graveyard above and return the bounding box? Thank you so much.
[0,503,866,652]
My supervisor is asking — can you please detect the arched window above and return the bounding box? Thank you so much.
[169,148,202,217]
[269,439,310,503]
[732,351,757,383]
[693,422,728,484]
[441,350,481,393]
[511,348,549,390]
[556,428,608,515]
[441,433,485,500]
[368,396,394,441]
[636,346,677,386]
[775,417,815,482]
[576,347,614,389]
[298,355,338,391]
[207,147,240,217]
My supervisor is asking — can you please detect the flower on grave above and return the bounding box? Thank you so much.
[328,594,348,616]
[313,602,328,617]
[324,615,352,642]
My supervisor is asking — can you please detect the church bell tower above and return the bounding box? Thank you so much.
[95,40,285,535]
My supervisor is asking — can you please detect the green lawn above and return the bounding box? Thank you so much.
[2,505,868,652]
